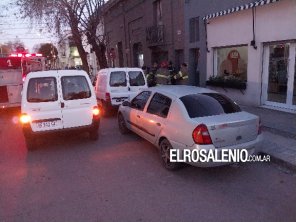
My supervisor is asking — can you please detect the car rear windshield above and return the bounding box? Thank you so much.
[27,77,58,103]
[61,76,91,100]
[110,71,127,87]
[128,71,145,86]
[180,93,241,118]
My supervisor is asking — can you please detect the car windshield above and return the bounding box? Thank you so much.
[180,93,241,118]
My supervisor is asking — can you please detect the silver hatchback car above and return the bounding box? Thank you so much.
[118,85,263,170]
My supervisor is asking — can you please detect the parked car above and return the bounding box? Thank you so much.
[20,70,100,150]
[118,85,263,170]
[95,68,148,115]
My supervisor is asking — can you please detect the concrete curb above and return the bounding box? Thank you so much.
[258,152,296,173]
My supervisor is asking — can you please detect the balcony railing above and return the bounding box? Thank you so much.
[146,25,164,45]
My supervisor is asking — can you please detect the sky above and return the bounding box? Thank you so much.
[0,0,56,52]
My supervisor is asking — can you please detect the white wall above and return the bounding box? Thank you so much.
[206,0,296,106]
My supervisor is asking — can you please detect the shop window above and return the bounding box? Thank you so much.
[216,46,248,81]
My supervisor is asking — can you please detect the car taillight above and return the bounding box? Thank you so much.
[106,93,111,103]
[92,106,100,116]
[20,113,31,124]
[192,124,212,145]
[258,118,262,135]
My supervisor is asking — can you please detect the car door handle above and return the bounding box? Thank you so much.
[61,102,65,108]
[156,122,161,126]
[137,115,141,118]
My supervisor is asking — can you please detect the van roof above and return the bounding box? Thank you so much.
[98,67,143,73]
[26,70,88,78]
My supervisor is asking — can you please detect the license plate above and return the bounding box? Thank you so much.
[116,98,127,102]
[34,120,60,129]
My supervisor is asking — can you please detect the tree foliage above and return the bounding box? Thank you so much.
[17,0,108,73]
[3,39,26,53]
[37,43,58,60]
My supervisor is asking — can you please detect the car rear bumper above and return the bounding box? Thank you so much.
[181,134,263,167]
[22,118,100,137]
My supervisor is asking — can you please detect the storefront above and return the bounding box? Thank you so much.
[204,0,296,112]
[262,42,296,110]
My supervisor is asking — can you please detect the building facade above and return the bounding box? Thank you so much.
[183,0,255,86]
[204,0,296,112]
[103,0,184,70]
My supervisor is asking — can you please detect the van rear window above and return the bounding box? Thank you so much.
[27,77,57,103]
[128,71,145,86]
[110,71,127,87]
[61,76,91,100]
[180,93,241,118]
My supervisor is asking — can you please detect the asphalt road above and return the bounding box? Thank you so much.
[0,108,296,222]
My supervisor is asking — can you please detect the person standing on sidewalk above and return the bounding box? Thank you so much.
[156,61,170,85]
[174,63,189,85]
[168,61,176,85]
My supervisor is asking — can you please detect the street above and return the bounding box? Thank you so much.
[0,108,296,222]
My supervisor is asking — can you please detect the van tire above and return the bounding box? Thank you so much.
[89,128,99,141]
[118,113,130,134]
[25,136,37,151]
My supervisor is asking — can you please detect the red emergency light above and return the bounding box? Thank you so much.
[9,53,43,58]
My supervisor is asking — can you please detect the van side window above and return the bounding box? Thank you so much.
[27,77,57,103]
[147,93,172,118]
[62,76,91,100]
[110,71,127,87]
[128,71,145,86]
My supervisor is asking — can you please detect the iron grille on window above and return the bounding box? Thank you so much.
[146,25,164,45]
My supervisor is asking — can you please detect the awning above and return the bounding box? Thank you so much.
[203,0,280,21]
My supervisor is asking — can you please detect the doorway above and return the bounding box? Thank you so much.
[262,42,296,111]
[133,42,144,68]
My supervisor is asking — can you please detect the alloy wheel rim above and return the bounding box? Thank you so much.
[161,142,170,165]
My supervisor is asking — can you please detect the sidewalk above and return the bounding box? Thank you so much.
[241,105,296,171]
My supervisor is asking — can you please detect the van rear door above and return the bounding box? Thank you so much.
[25,77,63,132]
[60,74,94,128]
[128,69,147,100]
[108,70,129,105]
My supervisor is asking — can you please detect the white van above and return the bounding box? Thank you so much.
[95,68,148,115]
[20,70,100,150]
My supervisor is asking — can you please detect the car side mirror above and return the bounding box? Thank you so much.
[122,101,130,107]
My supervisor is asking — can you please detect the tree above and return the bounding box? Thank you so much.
[38,43,58,60]
[4,39,27,53]
[17,0,109,73]
[37,43,58,69]
[79,0,108,69]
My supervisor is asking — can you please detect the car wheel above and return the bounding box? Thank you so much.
[89,128,99,141]
[160,139,181,170]
[25,135,37,151]
[118,113,130,134]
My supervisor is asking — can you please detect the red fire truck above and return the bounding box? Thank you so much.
[0,53,46,108]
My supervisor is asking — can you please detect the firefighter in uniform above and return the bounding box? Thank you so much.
[145,62,157,87]
[174,63,189,85]
[156,61,170,85]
